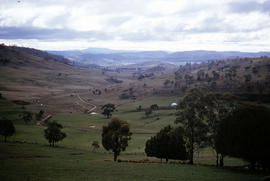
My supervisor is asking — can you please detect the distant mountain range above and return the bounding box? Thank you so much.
[48,48,270,66]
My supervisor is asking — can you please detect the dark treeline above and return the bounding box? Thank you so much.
[145,88,270,170]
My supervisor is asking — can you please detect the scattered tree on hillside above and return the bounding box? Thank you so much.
[119,88,135,100]
[145,125,187,162]
[101,104,116,118]
[244,74,252,83]
[216,103,270,170]
[145,108,152,117]
[150,104,159,110]
[136,105,142,112]
[102,117,132,161]
[44,121,66,147]
[93,89,102,95]
[256,81,265,94]
[106,76,123,83]
[164,79,173,88]
[212,71,220,81]
[210,81,217,91]
[35,110,44,121]
[252,67,259,74]
[184,74,193,86]
[143,83,147,88]
[22,111,33,124]
[0,118,15,142]
[197,70,205,81]
[0,58,10,65]
[175,88,209,164]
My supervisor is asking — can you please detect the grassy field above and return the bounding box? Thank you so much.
[1,96,265,181]
[0,143,263,181]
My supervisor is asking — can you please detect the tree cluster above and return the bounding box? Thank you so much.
[174,88,270,170]
[216,103,270,170]
[145,125,187,162]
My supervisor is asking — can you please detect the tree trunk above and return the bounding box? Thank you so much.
[166,158,168,163]
[113,152,118,162]
[189,141,194,164]
[219,155,224,167]
[189,149,194,164]
[250,161,255,170]
[4,136,7,142]
[216,153,219,167]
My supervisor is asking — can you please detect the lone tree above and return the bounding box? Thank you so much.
[44,121,66,147]
[145,125,187,162]
[102,117,132,161]
[101,104,116,118]
[22,111,33,124]
[175,88,209,164]
[0,118,15,142]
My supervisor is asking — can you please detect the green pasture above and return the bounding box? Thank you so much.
[0,96,264,181]
[0,143,263,181]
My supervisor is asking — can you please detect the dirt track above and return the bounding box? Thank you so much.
[76,93,97,112]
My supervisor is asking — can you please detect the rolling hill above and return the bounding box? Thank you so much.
[48,48,270,66]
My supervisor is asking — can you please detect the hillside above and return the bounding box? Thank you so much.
[2,44,270,116]
[170,57,270,101]
[0,44,113,114]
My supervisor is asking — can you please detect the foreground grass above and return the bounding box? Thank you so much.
[0,143,263,181]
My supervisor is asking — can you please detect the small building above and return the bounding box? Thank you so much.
[170,103,178,107]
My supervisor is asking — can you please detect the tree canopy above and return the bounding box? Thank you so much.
[44,121,66,147]
[22,111,33,124]
[204,93,238,166]
[101,104,116,118]
[145,125,187,162]
[0,118,15,142]
[175,88,209,164]
[102,117,132,161]
[216,103,270,170]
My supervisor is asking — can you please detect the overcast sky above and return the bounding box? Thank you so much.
[1,0,270,51]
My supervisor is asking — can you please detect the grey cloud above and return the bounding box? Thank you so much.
[229,1,270,14]
[107,16,132,26]
[0,26,112,40]
[177,15,270,34]
[0,26,174,42]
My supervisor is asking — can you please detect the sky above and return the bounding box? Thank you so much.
[0,0,270,51]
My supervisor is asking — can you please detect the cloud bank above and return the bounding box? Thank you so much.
[0,0,270,51]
